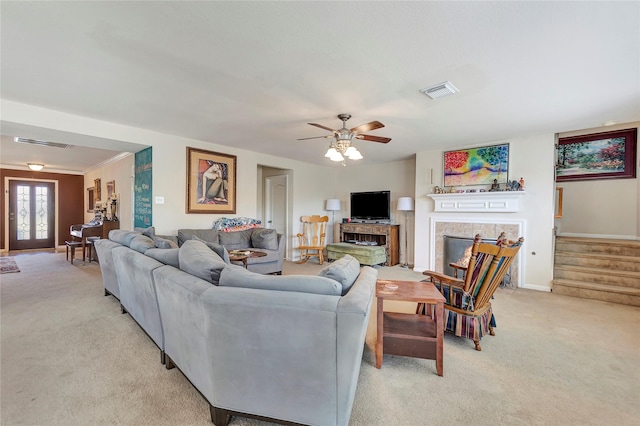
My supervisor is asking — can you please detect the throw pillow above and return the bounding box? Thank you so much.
[129,234,156,254]
[135,226,156,238]
[178,240,227,285]
[109,230,139,246]
[218,228,253,250]
[153,236,178,249]
[192,235,231,264]
[250,228,278,250]
[219,267,341,296]
[318,254,361,295]
[145,248,180,268]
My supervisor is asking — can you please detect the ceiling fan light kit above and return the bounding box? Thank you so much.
[299,113,391,166]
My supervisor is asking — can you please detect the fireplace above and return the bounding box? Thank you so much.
[443,235,515,287]
[430,218,523,287]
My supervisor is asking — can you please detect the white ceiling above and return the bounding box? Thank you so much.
[1,1,639,172]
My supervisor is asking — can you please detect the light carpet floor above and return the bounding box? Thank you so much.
[1,252,639,425]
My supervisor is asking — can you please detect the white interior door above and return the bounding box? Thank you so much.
[264,175,287,234]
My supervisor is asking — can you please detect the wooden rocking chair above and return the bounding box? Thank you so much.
[296,215,329,264]
[417,233,524,351]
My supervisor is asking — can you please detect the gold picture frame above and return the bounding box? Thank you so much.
[106,180,115,200]
[94,178,101,202]
[554,187,563,218]
[186,147,236,214]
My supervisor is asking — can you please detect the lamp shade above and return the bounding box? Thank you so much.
[325,199,341,211]
[397,197,414,211]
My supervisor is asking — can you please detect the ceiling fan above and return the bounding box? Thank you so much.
[298,113,391,164]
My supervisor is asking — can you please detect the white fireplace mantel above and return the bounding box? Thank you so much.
[428,191,524,213]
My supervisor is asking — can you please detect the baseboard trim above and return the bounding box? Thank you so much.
[557,232,640,241]
[522,283,552,292]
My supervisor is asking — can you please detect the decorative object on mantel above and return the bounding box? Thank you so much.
[556,128,637,182]
[506,180,521,191]
[428,191,524,213]
[444,143,509,187]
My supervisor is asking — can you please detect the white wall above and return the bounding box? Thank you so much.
[83,155,134,230]
[555,122,639,239]
[332,159,417,263]
[415,135,557,290]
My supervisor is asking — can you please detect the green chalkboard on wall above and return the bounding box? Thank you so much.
[134,147,152,228]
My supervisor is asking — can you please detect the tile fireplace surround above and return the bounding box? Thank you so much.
[430,219,524,287]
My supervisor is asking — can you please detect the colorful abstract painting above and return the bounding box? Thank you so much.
[444,143,509,187]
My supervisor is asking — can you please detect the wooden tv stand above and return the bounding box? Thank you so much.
[339,223,399,266]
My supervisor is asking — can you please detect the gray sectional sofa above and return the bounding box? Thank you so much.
[93,229,377,426]
[177,227,285,275]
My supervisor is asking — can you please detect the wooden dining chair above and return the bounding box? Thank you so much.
[296,215,329,264]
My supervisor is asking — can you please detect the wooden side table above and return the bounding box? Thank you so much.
[375,279,445,376]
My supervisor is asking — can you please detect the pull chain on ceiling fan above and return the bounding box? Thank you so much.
[297,113,391,166]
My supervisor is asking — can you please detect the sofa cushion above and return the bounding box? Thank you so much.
[146,248,180,268]
[109,230,139,246]
[318,254,361,295]
[129,234,156,254]
[193,235,231,264]
[178,229,220,246]
[218,229,253,250]
[179,240,227,285]
[250,228,278,251]
[219,266,341,295]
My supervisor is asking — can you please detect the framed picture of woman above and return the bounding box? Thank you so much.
[186,147,237,214]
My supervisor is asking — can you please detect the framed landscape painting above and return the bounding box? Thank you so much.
[444,143,509,187]
[186,147,236,214]
[556,128,637,182]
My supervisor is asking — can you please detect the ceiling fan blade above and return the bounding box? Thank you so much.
[308,123,338,132]
[350,120,384,134]
[297,135,332,141]
[355,134,392,143]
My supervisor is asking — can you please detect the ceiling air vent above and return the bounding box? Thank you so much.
[420,81,459,99]
[14,137,71,149]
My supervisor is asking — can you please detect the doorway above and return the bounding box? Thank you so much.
[7,179,56,250]
[263,173,288,257]
[264,174,287,234]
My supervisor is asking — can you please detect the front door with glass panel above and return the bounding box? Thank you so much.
[8,180,55,250]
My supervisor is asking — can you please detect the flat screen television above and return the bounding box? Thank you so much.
[350,191,391,222]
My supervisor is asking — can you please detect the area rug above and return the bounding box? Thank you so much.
[0,257,20,274]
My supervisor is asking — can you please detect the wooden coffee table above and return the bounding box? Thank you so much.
[375,279,445,376]
[229,249,267,268]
